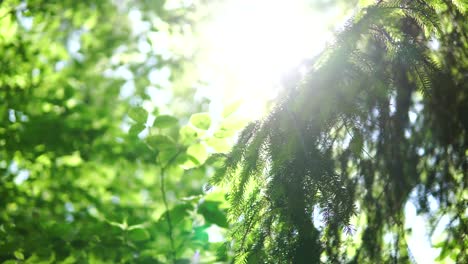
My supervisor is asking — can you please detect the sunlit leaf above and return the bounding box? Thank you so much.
[214,129,236,138]
[180,125,199,144]
[220,118,247,131]
[128,106,148,123]
[187,143,208,164]
[14,251,24,260]
[129,123,146,136]
[159,148,180,166]
[146,135,176,150]
[190,113,211,130]
[56,152,83,167]
[206,137,231,152]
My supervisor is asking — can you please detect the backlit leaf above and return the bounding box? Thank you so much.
[190,113,211,130]
[129,123,146,136]
[187,143,208,164]
[128,106,148,124]
[146,135,176,150]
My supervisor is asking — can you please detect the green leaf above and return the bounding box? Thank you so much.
[146,135,176,151]
[128,228,150,241]
[214,129,236,138]
[14,251,24,260]
[190,226,209,248]
[56,152,82,167]
[190,113,211,130]
[153,115,178,128]
[198,201,228,228]
[206,137,231,152]
[220,117,247,131]
[179,125,199,144]
[158,148,180,166]
[187,143,208,164]
[128,106,148,123]
[160,204,194,226]
[62,255,76,264]
[175,153,200,166]
[129,123,146,136]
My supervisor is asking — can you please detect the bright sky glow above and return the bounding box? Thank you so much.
[201,0,335,119]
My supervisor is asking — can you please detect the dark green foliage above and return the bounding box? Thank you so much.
[214,0,468,262]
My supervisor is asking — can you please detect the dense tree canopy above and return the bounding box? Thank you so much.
[0,0,467,263]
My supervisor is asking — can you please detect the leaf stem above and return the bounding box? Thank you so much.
[160,166,177,263]
[159,148,185,264]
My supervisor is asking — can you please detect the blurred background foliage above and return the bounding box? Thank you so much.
[0,0,241,262]
[0,0,466,263]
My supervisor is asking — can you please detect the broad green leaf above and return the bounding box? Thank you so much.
[146,135,176,150]
[62,255,76,264]
[160,204,194,226]
[192,228,209,244]
[158,148,180,166]
[179,125,199,144]
[190,113,211,130]
[153,115,178,128]
[179,153,202,170]
[14,251,24,260]
[128,228,150,241]
[187,143,208,164]
[206,137,231,152]
[198,201,228,228]
[175,153,200,166]
[214,129,236,138]
[128,106,148,123]
[129,123,145,136]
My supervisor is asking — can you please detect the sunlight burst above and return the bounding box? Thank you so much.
[202,0,336,118]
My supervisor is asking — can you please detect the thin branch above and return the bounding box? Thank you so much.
[159,148,185,264]
[160,166,176,263]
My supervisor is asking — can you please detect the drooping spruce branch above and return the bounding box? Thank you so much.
[212,0,468,263]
